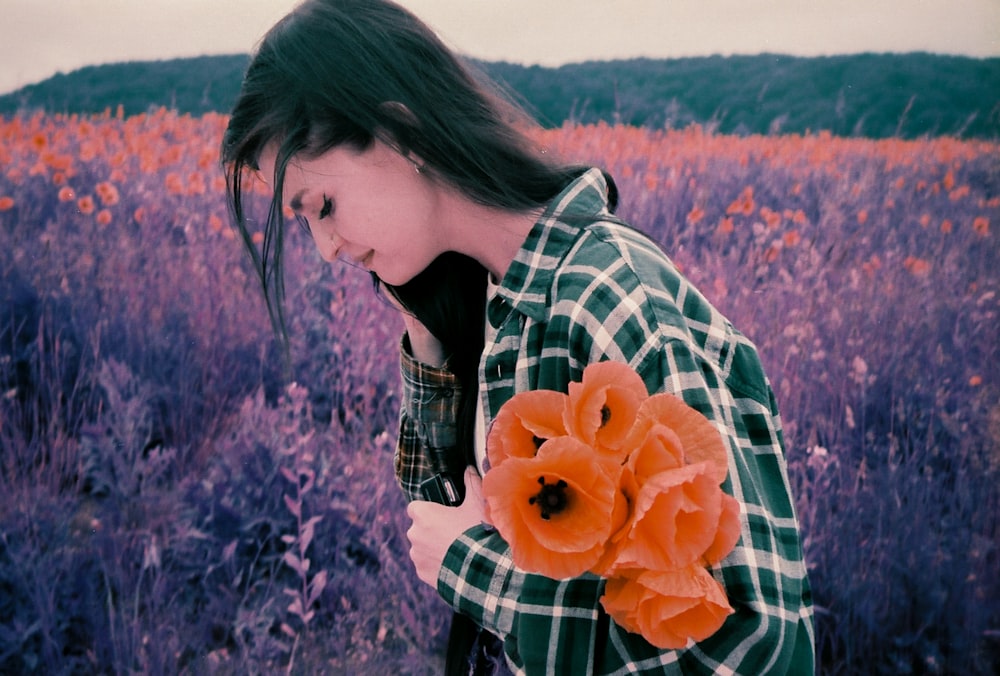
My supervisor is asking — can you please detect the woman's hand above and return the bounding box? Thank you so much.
[406,467,486,587]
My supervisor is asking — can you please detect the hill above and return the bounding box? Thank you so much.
[1,53,997,139]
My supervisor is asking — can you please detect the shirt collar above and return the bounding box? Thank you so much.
[490,168,612,326]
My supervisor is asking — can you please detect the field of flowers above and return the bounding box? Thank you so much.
[0,108,997,674]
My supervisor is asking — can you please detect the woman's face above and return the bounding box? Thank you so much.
[258,138,446,286]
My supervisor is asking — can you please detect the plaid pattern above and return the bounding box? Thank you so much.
[397,169,814,674]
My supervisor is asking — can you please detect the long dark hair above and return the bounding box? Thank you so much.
[221,0,617,456]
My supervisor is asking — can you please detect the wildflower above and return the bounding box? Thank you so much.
[486,389,569,468]
[949,186,970,201]
[0,196,14,211]
[973,216,989,236]
[600,565,734,650]
[782,230,801,248]
[969,375,983,387]
[96,209,112,226]
[564,361,647,461]
[58,187,75,202]
[482,436,619,579]
[208,214,224,233]
[857,209,869,225]
[903,256,931,276]
[77,196,95,215]
[133,206,146,224]
[165,172,185,195]
[716,217,735,236]
[761,207,781,230]
[942,169,955,191]
[726,187,755,216]
[686,206,705,226]
[941,219,953,234]
[96,181,120,206]
[251,231,265,245]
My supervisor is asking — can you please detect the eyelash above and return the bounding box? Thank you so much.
[319,195,333,220]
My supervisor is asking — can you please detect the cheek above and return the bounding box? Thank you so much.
[309,228,337,262]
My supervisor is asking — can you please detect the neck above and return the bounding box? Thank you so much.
[438,193,542,283]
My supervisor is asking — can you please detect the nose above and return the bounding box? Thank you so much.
[313,230,344,263]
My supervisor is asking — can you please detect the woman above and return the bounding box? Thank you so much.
[222,1,815,673]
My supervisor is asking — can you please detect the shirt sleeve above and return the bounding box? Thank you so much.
[438,340,813,675]
[394,333,465,503]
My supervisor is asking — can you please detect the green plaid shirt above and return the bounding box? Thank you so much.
[396,169,814,674]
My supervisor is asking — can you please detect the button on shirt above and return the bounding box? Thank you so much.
[395,168,815,674]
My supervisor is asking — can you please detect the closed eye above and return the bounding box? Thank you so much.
[319,195,333,220]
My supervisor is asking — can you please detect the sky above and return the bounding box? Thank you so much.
[1,0,998,95]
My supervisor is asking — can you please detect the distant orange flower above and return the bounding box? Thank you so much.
[782,230,801,248]
[942,169,955,191]
[564,361,647,461]
[903,256,931,276]
[716,217,735,236]
[208,214,224,233]
[482,436,619,579]
[940,219,953,234]
[0,196,13,211]
[686,206,705,226]
[760,207,781,230]
[969,375,983,387]
[58,187,75,202]
[95,181,119,206]
[600,565,734,650]
[251,231,265,245]
[96,209,112,226]
[949,185,970,201]
[857,209,869,225]
[133,206,146,224]
[486,389,568,469]
[973,216,989,236]
[77,196,95,215]
[726,186,754,216]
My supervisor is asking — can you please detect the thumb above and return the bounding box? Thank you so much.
[463,465,483,502]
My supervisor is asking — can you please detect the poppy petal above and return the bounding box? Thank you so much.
[486,389,569,468]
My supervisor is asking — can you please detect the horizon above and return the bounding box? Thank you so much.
[1,0,998,96]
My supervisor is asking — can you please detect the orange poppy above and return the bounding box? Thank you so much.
[95,181,119,206]
[58,187,75,202]
[0,196,14,211]
[973,216,989,236]
[486,389,568,469]
[626,392,729,484]
[702,492,741,565]
[564,361,647,462]
[482,436,617,579]
[613,461,729,571]
[600,565,734,649]
[77,196,95,215]
[96,209,113,226]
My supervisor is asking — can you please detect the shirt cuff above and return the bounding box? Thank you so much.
[399,333,462,447]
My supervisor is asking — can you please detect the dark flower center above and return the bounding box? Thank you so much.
[528,477,569,520]
[600,404,612,427]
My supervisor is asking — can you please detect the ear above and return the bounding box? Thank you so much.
[377,101,421,158]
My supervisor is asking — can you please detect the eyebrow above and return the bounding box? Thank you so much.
[289,189,306,213]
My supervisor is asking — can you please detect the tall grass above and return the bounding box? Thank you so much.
[1,110,997,673]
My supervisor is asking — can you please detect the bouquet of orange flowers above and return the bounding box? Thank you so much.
[481,361,741,650]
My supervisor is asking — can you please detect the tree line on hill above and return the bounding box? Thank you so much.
[1,52,997,139]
